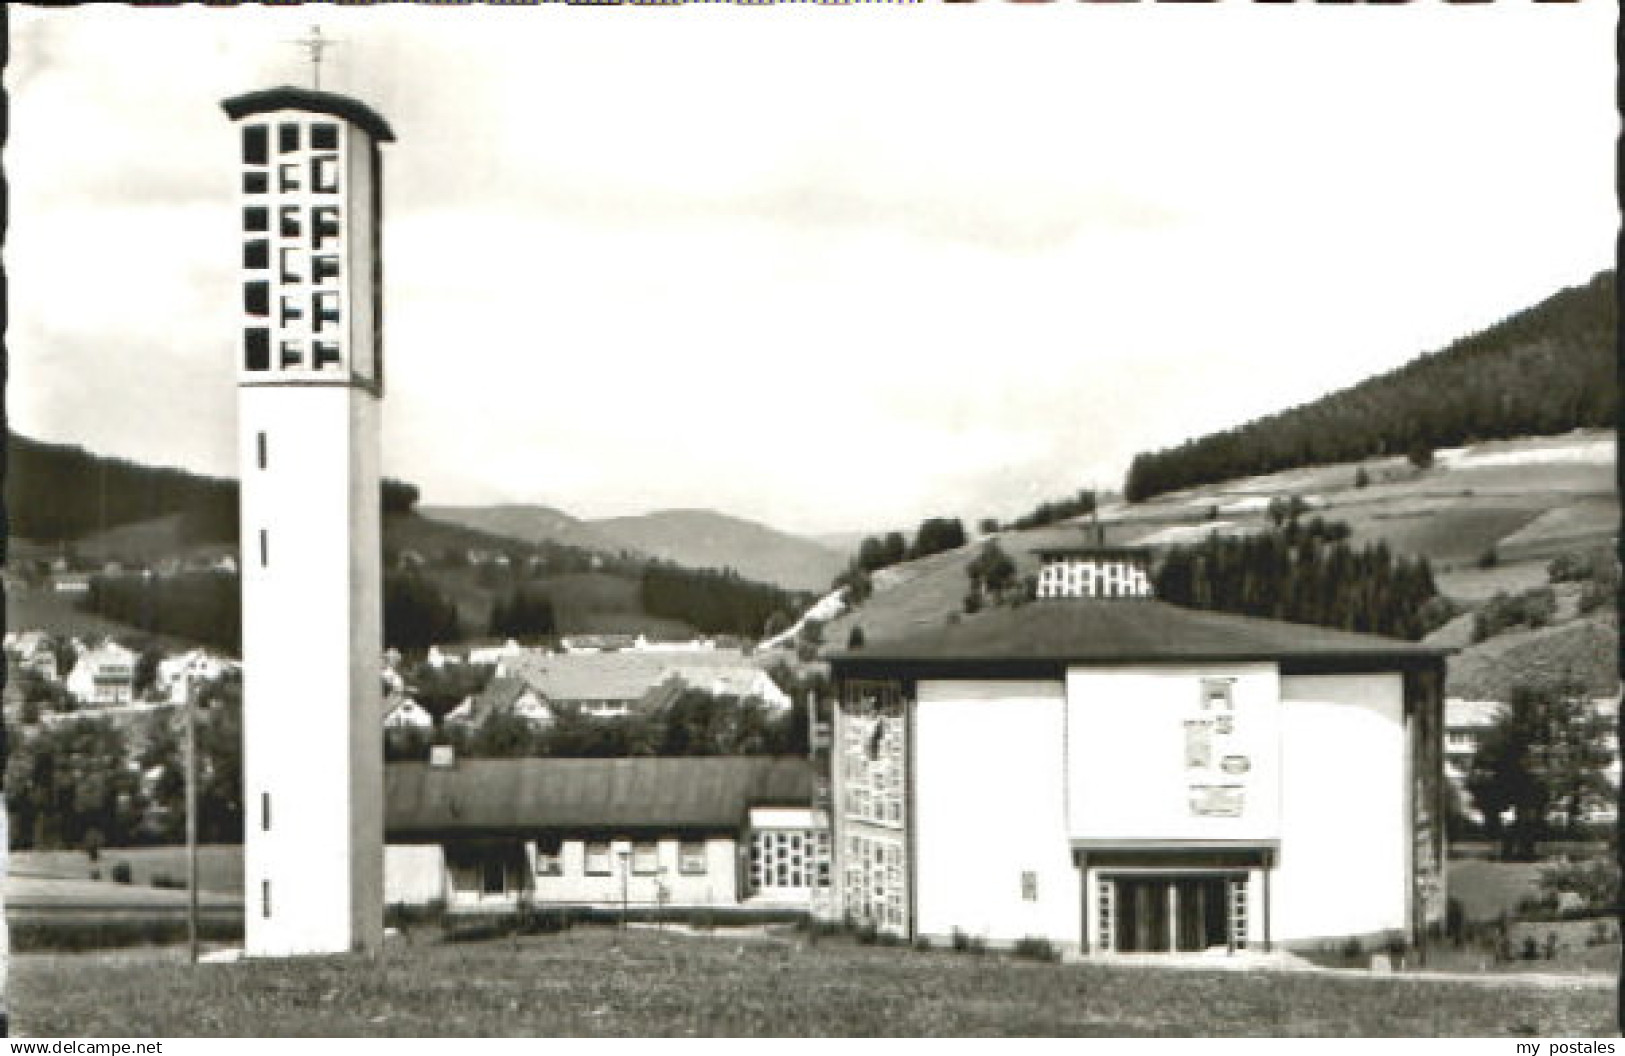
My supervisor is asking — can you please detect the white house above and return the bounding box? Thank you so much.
[65,640,139,707]
[383,695,434,731]
[827,546,1449,957]
[157,650,237,704]
[384,756,828,915]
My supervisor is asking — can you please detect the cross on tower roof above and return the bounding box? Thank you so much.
[288,25,343,92]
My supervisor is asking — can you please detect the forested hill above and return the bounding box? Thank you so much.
[1124,270,1617,502]
[6,432,239,545]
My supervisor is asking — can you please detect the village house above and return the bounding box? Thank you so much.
[156,650,237,704]
[383,694,435,731]
[492,649,792,722]
[384,755,828,915]
[64,639,139,707]
[5,631,62,683]
[444,676,555,729]
[827,546,1450,957]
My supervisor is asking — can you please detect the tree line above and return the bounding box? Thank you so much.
[1153,514,1444,641]
[1123,270,1616,502]
[640,563,805,638]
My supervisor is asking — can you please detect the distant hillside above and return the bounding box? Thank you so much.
[419,504,631,558]
[589,509,848,594]
[1125,271,1616,501]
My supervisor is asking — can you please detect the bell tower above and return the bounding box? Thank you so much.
[222,86,393,956]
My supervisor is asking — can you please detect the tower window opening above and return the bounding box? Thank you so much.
[279,296,304,327]
[262,792,271,831]
[244,328,270,372]
[243,281,269,318]
[312,255,342,285]
[244,207,269,233]
[242,125,268,165]
[314,341,343,370]
[312,155,341,194]
[256,432,267,470]
[313,291,342,333]
[244,239,269,270]
[242,171,268,196]
[312,206,342,250]
[312,123,339,150]
[278,162,302,194]
[278,123,300,154]
[279,206,301,239]
[262,879,272,919]
[259,529,268,568]
[280,340,304,369]
[279,247,304,284]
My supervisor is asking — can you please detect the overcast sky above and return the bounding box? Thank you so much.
[8,3,1616,538]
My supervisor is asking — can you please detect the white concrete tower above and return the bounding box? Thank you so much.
[222,87,393,956]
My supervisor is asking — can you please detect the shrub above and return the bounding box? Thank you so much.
[110,861,133,885]
[1535,857,1619,915]
[1354,467,1371,489]
[950,927,986,955]
[83,829,105,863]
[150,873,186,890]
[1476,547,1500,570]
[1013,936,1060,963]
[854,922,880,946]
[1340,936,1363,961]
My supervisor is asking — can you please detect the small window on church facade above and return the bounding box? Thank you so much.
[243,207,269,233]
[262,879,272,919]
[280,340,304,369]
[259,529,268,568]
[312,155,341,194]
[312,206,342,250]
[244,239,269,270]
[244,328,270,372]
[243,281,269,318]
[278,122,300,154]
[279,247,304,284]
[313,341,343,370]
[279,206,301,239]
[312,254,342,285]
[278,162,301,194]
[242,171,268,196]
[312,123,339,150]
[242,125,268,165]
[261,792,271,831]
[257,432,267,470]
[313,291,342,333]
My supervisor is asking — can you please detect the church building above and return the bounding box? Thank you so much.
[828,546,1448,956]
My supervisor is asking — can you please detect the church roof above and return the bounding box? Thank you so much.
[829,599,1448,676]
[386,756,814,838]
[221,86,395,143]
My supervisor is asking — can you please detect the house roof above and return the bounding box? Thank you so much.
[221,87,395,142]
[386,756,815,837]
[503,650,763,705]
[830,599,1448,676]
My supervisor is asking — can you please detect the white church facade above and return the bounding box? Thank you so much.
[828,547,1449,956]
[224,86,394,956]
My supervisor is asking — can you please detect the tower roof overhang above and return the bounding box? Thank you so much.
[222,86,395,143]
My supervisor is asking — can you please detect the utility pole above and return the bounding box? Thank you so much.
[184,674,200,964]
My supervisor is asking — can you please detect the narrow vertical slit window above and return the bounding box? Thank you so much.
[257,432,267,470]
[262,879,272,919]
[262,792,271,831]
[278,123,300,153]
[259,529,268,568]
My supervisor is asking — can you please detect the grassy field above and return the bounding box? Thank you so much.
[9,845,244,894]
[7,927,1614,1038]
